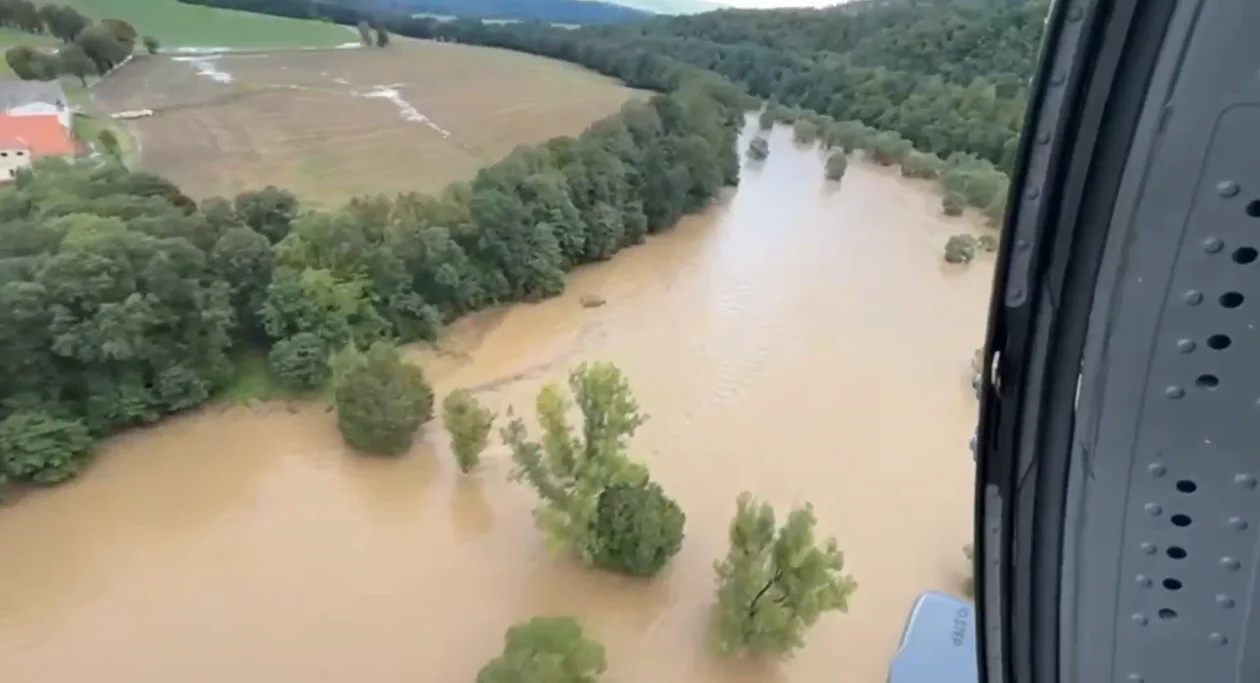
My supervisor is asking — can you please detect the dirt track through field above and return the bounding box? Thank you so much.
[94,41,642,206]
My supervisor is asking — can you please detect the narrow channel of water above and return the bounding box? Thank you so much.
[0,118,995,683]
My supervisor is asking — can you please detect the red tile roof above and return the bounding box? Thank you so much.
[0,113,76,158]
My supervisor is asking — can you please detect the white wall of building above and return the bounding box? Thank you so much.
[0,146,32,181]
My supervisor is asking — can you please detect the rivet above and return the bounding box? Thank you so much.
[1140,542,1157,555]
[1221,556,1242,570]
[1210,632,1229,645]
[1184,290,1203,305]
[1149,463,1167,477]
[1127,675,1144,683]
[1165,386,1184,399]
[1016,239,1030,252]
[1216,594,1236,608]
[1131,613,1148,626]
[1216,180,1240,197]
[1067,5,1083,21]
[1145,503,1163,516]
[1177,339,1196,353]
[1228,517,1248,531]
[1204,237,1224,253]
[1036,133,1050,145]
[1136,574,1153,588]
[1235,474,1258,489]
[1050,73,1065,86]
[1026,188,1040,200]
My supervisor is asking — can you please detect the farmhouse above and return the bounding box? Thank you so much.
[0,80,71,131]
[0,113,78,180]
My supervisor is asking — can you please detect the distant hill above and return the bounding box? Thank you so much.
[613,0,728,14]
[362,0,653,24]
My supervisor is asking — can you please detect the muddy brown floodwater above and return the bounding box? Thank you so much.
[0,118,995,683]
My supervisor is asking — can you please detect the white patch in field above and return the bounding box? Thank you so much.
[171,55,234,84]
[360,86,451,137]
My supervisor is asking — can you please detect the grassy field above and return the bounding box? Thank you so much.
[92,40,643,206]
[62,0,354,49]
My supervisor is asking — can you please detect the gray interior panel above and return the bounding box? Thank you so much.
[1068,1,1260,681]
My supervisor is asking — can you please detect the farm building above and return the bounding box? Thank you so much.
[0,113,78,180]
[0,80,71,131]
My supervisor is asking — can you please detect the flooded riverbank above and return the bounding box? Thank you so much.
[0,120,995,683]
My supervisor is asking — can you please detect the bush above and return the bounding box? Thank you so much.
[747,136,769,160]
[442,389,494,473]
[977,233,998,252]
[868,131,912,166]
[332,342,434,455]
[792,119,819,144]
[942,192,966,216]
[0,411,95,485]
[825,120,871,153]
[590,482,686,576]
[477,616,606,683]
[824,152,848,181]
[267,332,330,392]
[901,152,943,179]
[944,234,978,264]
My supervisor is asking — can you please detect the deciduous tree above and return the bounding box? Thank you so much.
[331,342,434,455]
[503,362,685,576]
[442,388,494,473]
[57,43,95,85]
[713,493,857,657]
[0,411,94,485]
[747,136,768,160]
[824,152,847,181]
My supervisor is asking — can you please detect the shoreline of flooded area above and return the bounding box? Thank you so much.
[0,120,994,683]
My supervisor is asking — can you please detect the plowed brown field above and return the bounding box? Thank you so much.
[93,41,641,206]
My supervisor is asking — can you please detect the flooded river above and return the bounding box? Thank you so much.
[0,119,994,683]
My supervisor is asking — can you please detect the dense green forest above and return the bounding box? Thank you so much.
[362,0,650,25]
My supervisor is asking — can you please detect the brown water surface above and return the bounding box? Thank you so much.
[0,119,994,683]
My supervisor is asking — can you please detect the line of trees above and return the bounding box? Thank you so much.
[2,3,159,84]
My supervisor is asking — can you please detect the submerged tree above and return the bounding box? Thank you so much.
[747,136,769,160]
[824,152,847,181]
[332,342,435,455]
[503,362,685,576]
[476,616,606,683]
[757,108,775,130]
[792,119,819,145]
[713,492,857,657]
[442,388,494,473]
[943,234,978,264]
